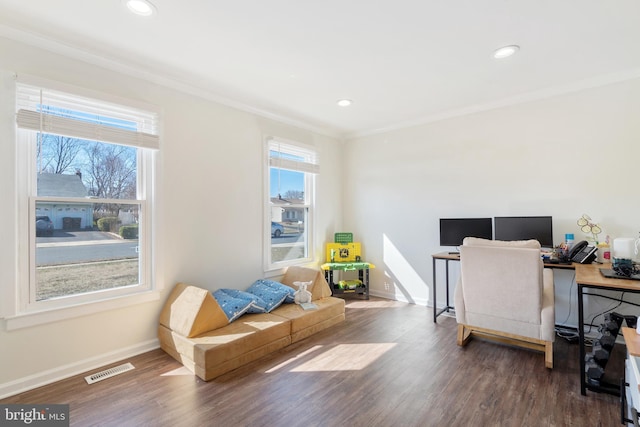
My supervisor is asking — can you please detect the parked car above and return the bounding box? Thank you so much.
[271,222,284,237]
[36,215,54,236]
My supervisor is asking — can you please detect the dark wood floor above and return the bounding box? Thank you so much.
[2,298,621,426]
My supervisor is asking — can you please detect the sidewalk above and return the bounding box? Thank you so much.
[37,239,127,248]
[36,230,127,248]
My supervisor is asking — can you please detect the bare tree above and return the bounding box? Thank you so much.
[38,134,82,174]
[85,142,137,216]
[283,190,304,201]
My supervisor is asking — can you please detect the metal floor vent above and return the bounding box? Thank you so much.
[85,362,135,384]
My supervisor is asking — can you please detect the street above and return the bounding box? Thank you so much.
[35,230,301,266]
[36,230,138,266]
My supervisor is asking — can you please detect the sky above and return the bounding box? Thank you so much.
[270,168,303,198]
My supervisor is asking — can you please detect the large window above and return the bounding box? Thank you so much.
[265,137,318,271]
[15,79,159,315]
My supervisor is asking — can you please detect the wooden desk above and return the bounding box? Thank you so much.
[622,327,640,357]
[575,263,640,396]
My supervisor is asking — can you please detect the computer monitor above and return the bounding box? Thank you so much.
[439,218,493,248]
[494,216,553,247]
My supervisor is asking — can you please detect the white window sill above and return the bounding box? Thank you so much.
[4,290,160,331]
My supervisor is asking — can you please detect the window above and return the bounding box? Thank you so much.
[14,78,159,316]
[265,137,318,271]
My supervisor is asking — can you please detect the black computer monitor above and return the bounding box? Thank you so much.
[439,218,493,248]
[494,216,553,247]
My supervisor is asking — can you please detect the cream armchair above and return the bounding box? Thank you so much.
[454,237,555,368]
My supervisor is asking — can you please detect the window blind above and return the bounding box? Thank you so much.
[268,137,319,174]
[16,82,159,149]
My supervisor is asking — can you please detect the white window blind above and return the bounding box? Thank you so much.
[268,137,319,174]
[16,82,159,149]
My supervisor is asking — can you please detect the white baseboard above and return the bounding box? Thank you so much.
[0,339,159,399]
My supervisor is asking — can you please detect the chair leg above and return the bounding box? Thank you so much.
[545,342,553,369]
[457,324,471,346]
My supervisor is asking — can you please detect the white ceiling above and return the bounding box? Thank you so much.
[1,0,639,139]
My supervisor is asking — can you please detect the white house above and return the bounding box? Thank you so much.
[36,173,93,231]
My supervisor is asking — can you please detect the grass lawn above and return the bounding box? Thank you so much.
[36,240,303,300]
[271,246,304,263]
[36,259,139,301]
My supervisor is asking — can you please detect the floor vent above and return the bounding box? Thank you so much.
[84,362,135,384]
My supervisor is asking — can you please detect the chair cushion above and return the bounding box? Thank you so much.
[464,236,541,249]
[459,244,547,340]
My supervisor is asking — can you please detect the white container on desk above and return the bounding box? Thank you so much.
[614,238,638,261]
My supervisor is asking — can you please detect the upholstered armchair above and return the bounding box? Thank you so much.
[454,237,555,368]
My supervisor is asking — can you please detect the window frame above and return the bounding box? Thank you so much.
[264,136,318,273]
[6,76,160,329]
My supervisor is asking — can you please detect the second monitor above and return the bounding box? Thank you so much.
[494,216,553,248]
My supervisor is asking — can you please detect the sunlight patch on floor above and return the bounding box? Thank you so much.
[291,343,396,372]
[265,345,324,373]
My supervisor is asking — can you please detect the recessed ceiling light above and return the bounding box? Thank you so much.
[124,0,156,17]
[493,45,520,59]
[337,99,353,107]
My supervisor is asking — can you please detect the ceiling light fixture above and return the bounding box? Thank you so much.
[493,45,520,59]
[337,99,353,107]
[124,0,157,17]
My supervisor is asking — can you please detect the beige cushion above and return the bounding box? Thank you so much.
[463,236,541,249]
[158,312,292,381]
[189,312,291,366]
[159,283,228,338]
[281,266,332,301]
[271,297,345,343]
[272,297,345,335]
[158,273,347,381]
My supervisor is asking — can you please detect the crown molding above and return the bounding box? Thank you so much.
[345,68,640,140]
[0,24,344,141]
[4,22,639,144]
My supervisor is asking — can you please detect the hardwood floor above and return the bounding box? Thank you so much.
[2,298,621,426]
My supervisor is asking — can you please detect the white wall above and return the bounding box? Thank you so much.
[343,78,640,327]
[0,37,344,396]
